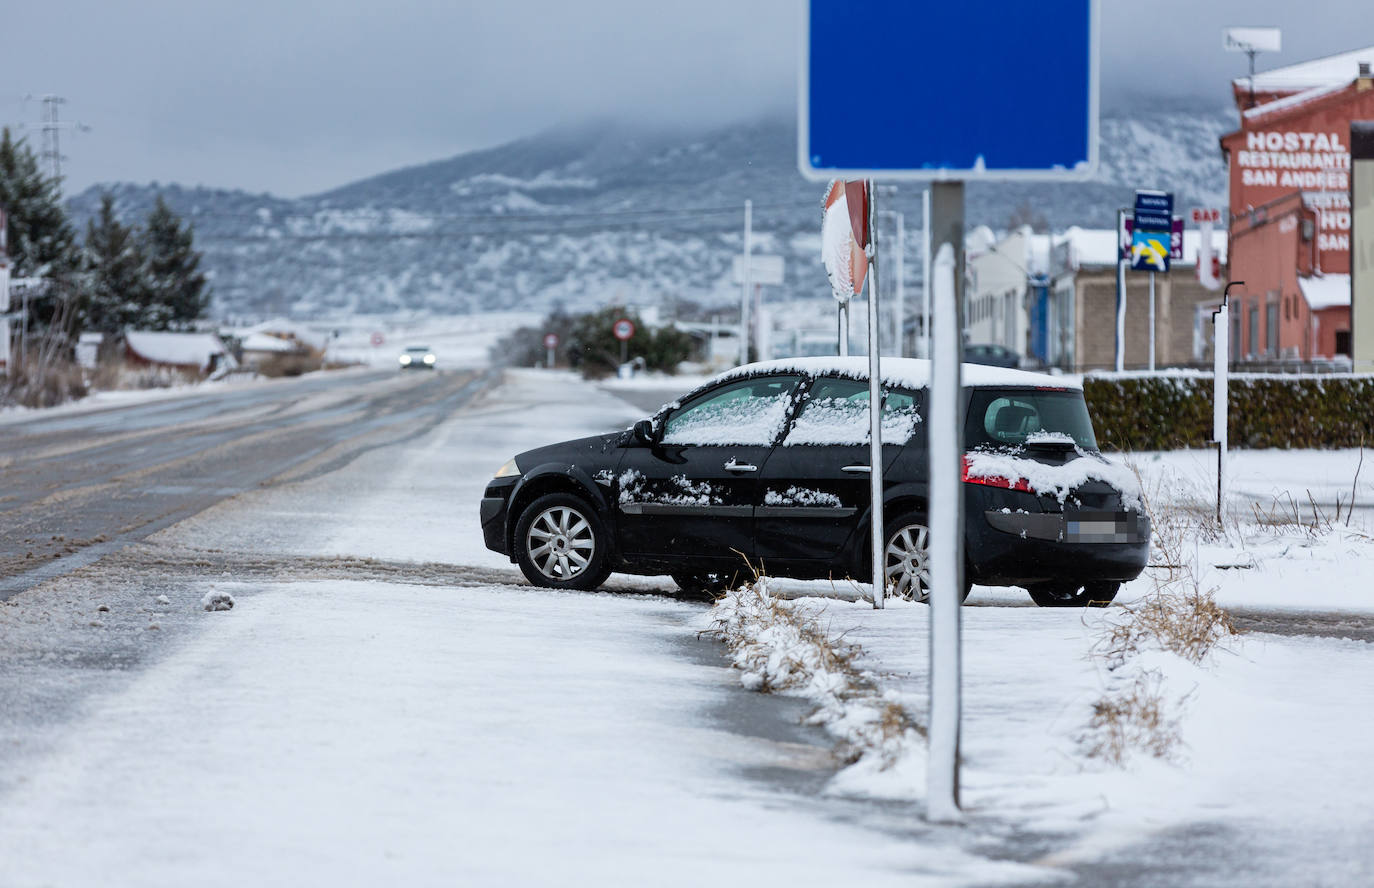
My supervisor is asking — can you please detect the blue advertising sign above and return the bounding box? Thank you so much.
[1131,190,1174,271]
[800,0,1099,181]
[1130,229,1171,272]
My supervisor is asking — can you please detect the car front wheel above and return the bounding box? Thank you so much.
[514,493,611,590]
[1026,581,1119,608]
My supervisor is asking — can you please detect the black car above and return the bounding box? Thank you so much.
[964,343,1021,369]
[481,357,1149,607]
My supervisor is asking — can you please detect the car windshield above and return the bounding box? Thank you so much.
[964,388,1098,451]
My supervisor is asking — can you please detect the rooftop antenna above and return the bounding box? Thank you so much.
[1223,28,1282,110]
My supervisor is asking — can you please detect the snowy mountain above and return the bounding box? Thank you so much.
[66,99,1237,320]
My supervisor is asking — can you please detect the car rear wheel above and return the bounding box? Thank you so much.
[1026,581,1119,608]
[514,493,611,591]
[884,515,971,604]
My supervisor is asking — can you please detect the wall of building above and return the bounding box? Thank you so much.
[1071,266,1227,371]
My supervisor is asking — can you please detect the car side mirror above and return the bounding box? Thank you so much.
[632,419,657,446]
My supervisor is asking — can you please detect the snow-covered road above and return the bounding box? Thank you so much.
[0,369,1032,887]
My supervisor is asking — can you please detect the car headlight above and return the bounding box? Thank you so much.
[423,354,436,364]
[494,458,520,478]
[399,355,411,365]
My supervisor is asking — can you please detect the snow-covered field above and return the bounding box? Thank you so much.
[3,365,1372,885]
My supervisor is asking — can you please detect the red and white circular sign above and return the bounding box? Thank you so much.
[370,332,385,347]
[612,319,635,341]
[543,332,559,349]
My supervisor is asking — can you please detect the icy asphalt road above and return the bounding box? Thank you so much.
[0,368,492,600]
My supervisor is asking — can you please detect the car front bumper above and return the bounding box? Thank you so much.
[481,478,517,556]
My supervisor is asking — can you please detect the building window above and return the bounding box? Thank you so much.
[1336,330,1352,357]
[1248,306,1259,359]
[1266,301,1279,357]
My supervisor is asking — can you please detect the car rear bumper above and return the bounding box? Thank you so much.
[968,508,1150,585]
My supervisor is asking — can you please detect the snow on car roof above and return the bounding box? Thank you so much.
[709,356,1082,391]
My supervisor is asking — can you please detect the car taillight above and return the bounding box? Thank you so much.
[961,455,1032,492]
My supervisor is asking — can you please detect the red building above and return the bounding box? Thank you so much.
[1220,49,1374,361]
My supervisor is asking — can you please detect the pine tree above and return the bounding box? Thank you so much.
[140,195,209,329]
[82,193,151,333]
[0,127,81,335]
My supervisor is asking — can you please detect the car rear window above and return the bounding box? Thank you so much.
[965,388,1098,451]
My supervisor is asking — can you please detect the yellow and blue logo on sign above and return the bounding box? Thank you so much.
[1131,230,1170,272]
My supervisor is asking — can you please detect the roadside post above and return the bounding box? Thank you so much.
[613,317,635,367]
[802,0,1099,822]
[740,200,753,366]
[543,332,559,369]
[1214,281,1244,525]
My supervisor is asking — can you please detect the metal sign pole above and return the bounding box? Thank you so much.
[927,180,965,822]
[895,210,906,357]
[866,182,886,610]
[922,189,932,359]
[1148,271,1156,371]
[1116,208,1126,372]
[740,200,753,366]
[838,300,849,356]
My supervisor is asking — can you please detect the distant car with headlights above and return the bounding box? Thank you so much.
[479,357,1149,606]
[399,346,436,370]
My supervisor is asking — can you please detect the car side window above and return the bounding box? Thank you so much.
[784,377,923,446]
[661,375,801,446]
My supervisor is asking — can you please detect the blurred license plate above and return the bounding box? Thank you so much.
[1066,511,1139,543]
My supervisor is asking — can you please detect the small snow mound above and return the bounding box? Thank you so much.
[156,595,170,606]
[202,591,235,612]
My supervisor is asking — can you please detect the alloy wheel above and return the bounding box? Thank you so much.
[885,522,933,601]
[525,505,596,581]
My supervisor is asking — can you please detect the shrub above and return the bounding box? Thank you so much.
[1085,373,1374,451]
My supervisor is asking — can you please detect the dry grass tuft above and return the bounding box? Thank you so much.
[1079,670,1184,765]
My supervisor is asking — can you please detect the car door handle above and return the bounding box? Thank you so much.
[841,465,872,474]
[724,459,757,473]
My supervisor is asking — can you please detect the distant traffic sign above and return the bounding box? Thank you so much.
[612,319,635,342]
[543,332,559,349]
[800,0,1098,180]
[370,332,384,346]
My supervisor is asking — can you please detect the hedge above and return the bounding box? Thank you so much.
[1083,373,1374,451]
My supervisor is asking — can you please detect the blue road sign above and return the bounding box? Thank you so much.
[800,0,1099,181]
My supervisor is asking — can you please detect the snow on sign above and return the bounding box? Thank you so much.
[800,0,1098,180]
[612,319,635,341]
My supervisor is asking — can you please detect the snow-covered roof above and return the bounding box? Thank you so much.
[1235,45,1374,93]
[710,356,1082,391]
[1299,274,1351,311]
[1243,81,1350,120]
[125,331,235,370]
[240,331,299,353]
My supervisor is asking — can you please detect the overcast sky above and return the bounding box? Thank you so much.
[6,1,1374,198]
